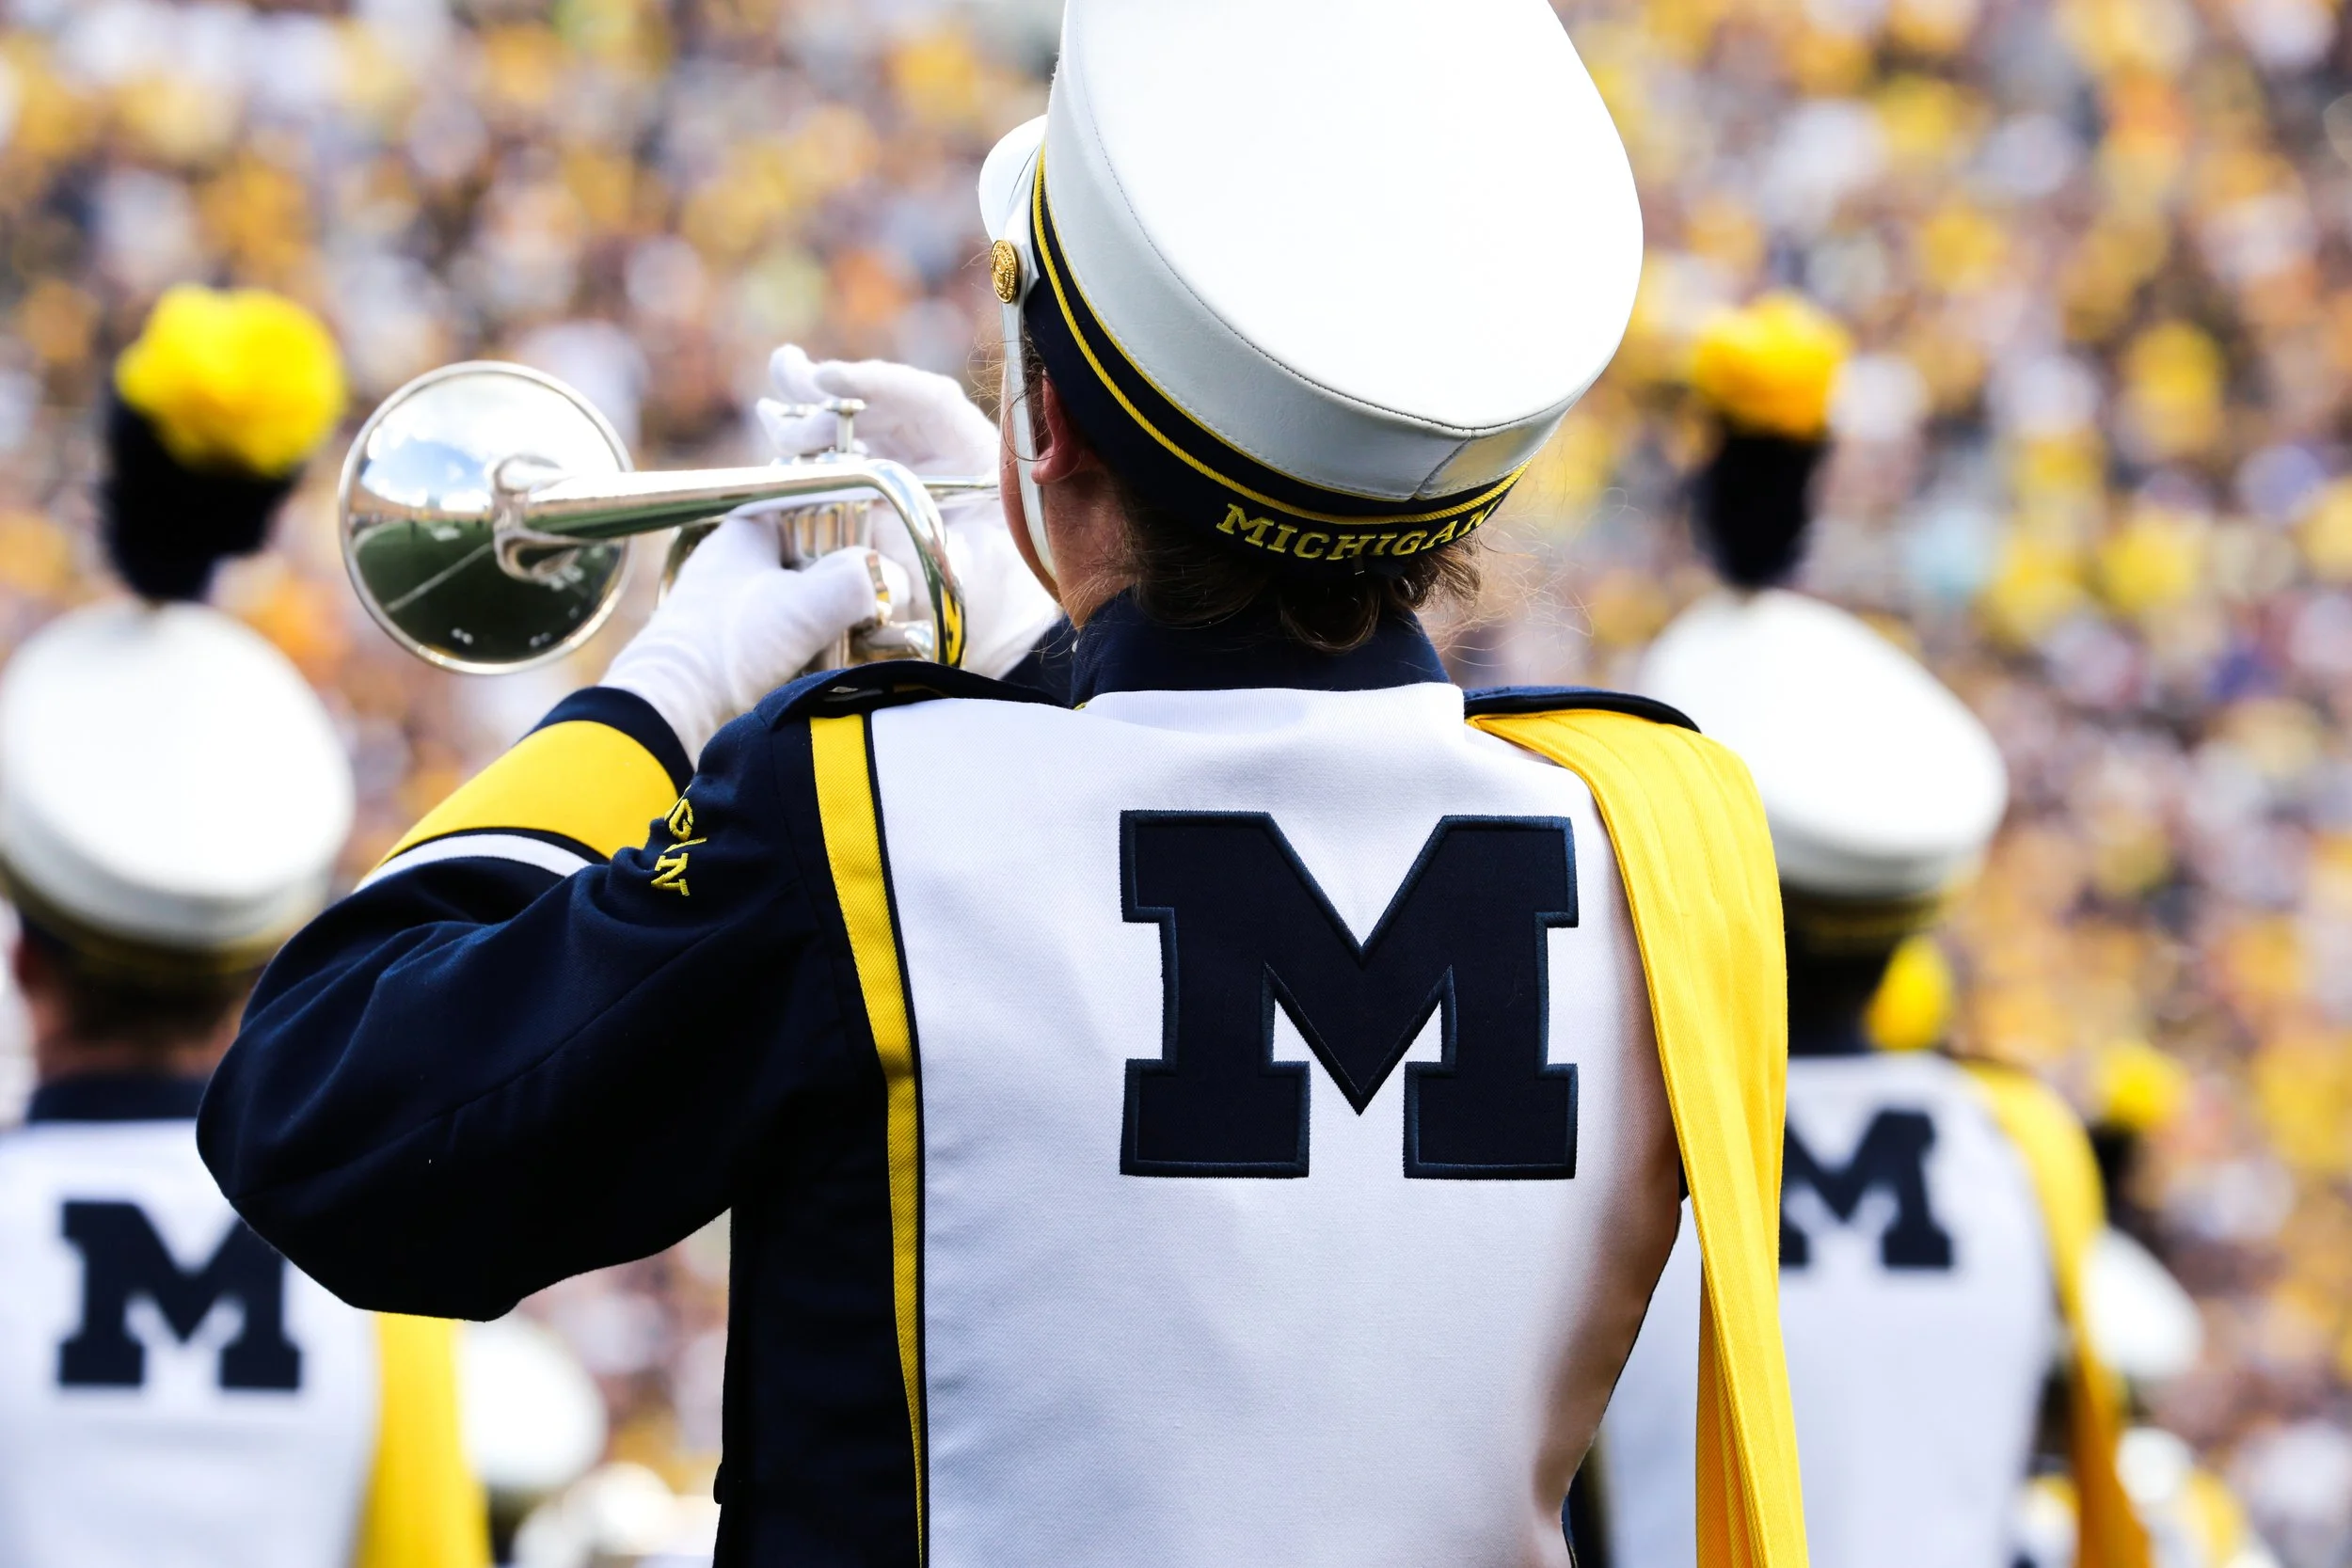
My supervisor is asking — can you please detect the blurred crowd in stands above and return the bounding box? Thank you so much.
[1,0,2351,1560]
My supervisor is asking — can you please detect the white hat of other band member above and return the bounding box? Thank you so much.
[0,601,353,960]
[1635,589,2009,901]
[2086,1227,2204,1386]
[977,0,1643,576]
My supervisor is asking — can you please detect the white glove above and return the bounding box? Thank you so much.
[603,514,904,761]
[760,346,1061,680]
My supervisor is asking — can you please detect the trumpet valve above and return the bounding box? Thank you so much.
[768,395,868,459]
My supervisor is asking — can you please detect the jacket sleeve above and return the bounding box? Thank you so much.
[199,688,863,1321]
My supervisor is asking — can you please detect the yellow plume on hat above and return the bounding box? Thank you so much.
[2093,1038,2190,1133]
[1689,293,1852,441]
[1865,933,1954,1053]
[114,285,346,479]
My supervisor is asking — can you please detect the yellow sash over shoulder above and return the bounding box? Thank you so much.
[355,1313,490,1568]
[1471,707,1807,1568]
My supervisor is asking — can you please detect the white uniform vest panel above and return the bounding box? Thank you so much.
[867,683,1681,1568]
[0,1118,377,1568]
[1600,1053,2055,1568]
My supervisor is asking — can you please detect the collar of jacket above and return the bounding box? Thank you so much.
[1786,1021,1874,1058]
[1062,592,1449,705]
[27,1071,207,1123]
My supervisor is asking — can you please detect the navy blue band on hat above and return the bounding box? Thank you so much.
[1023,164,1524,575]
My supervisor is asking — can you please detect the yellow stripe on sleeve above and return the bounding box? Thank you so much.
[354,1314,490,1568]
[1963,1063,2153,1568]
[808,714,927,1560]
[381,721,680,866]
[1472,708,1808,1568]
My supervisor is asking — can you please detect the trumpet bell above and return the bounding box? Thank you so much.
[339,362,634,673]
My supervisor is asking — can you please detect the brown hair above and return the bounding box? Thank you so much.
[18,917,253,1053]
[1016,332,1479,654]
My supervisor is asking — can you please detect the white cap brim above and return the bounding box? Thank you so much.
[978,116,1046,246]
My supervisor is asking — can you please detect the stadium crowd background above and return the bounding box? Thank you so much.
[0,0,2349,1560]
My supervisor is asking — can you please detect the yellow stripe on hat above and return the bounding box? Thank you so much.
[1031,159,1529,534]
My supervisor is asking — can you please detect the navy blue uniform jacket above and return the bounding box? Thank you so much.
[199,599,1688,1564]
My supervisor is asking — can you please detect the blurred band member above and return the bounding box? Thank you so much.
[2010,1046,2278,1568]
[1592,294,2150,1568]
[0,288,486,1568]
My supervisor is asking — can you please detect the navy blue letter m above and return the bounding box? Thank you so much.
[1781,1112,1954,1272]
[57,1201,301,1390]
[1120,813,1579,1179]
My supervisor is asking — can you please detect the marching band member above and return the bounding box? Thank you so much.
[200,5,1807,1564]
[0,287,485,1567]
[1595,296,2149,1568]
[2010,1428,2281,1568]
[2010,1049,2278,1568]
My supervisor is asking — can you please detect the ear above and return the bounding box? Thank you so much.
[1030,372,1103,486]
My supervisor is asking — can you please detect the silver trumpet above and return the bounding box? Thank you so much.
[337,361,986,673]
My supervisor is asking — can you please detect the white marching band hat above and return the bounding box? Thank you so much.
[1636,589,2009,903]
[977,0,1642,576]
[0,600,353,970]
[2086,1227,2204,1386]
